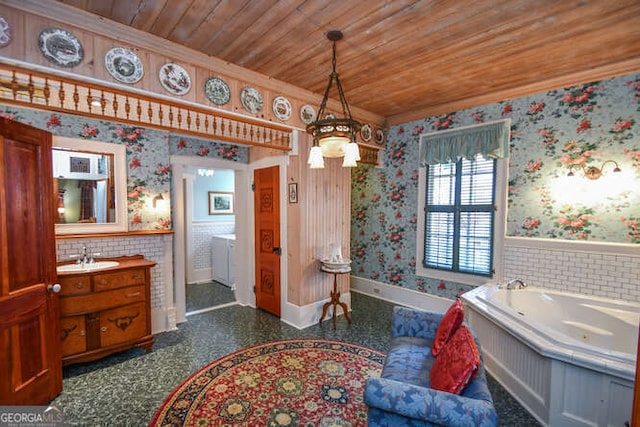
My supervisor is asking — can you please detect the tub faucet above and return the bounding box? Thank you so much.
[506,278,528,290]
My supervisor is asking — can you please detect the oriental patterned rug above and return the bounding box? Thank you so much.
[150,339,385,426]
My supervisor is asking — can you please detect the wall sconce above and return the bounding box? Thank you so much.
[567,160,621,180]
[152,193,165,209]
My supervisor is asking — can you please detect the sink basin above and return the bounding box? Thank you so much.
[57,261,120,273]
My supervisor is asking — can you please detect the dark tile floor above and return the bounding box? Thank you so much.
[52,292,540,426]
[185,280,235,313]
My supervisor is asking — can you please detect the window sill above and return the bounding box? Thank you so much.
[415,265,494,287]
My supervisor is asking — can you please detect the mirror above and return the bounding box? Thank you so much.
[53,136,128,235]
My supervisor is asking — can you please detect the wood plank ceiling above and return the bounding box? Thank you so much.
[57,0,640,125]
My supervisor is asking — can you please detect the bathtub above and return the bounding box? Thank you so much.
[462,286,639,427]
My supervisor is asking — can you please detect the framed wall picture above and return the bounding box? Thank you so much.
[70,156,90,173]
[209,191,234,214]
[288,182,298,204]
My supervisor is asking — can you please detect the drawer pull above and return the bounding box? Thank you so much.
[100,280,108,285]
[101,326,107,332]
[107,312,140,331]
[60,325,77,341]
[132,275,141,280]
[126,292,141,298]
[75,283,84,289]
[80,330,85,336]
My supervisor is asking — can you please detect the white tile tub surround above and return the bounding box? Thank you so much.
[56,234,174,333]
[503,237,640,303]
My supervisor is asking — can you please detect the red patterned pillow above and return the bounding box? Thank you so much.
[430,325,480,394]
[431,298,464,356]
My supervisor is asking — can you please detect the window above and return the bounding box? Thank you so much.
[415,120,509,285]
[423,155,496,276]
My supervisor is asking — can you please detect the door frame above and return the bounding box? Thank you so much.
[172,155,247,324]
[171,154,289,325]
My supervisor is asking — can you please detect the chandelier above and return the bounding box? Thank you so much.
[306,30,361,169]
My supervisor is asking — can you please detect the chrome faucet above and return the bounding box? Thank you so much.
[506,278,528,290]
[76,246,93,266]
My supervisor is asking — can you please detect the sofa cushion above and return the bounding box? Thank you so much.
[431,298,464,356]
[381,336,434,388]
[430,325,480,394]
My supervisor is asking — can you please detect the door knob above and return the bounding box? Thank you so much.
[273,247,282,255]
[48,283,61,293]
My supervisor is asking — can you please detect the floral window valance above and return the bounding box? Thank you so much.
[419,120,510,166]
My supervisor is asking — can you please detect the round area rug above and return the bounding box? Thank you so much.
[150,339,385,426]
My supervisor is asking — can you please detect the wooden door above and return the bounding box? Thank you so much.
[253,166,281,316]
[0,118,62,404]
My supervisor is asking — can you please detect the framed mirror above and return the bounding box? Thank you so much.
[53,136,128,235]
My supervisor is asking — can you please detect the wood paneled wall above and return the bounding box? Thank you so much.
[287,132,351,306]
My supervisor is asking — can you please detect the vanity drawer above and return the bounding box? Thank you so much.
[60,285,146,316]
[58,276,91,296]
[99,302,148,348]
[93,269,146,292]
[60,315,86,357]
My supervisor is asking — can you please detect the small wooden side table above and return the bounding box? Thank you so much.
[319,266,352,330]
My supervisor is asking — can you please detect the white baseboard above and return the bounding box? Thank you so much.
[281,293,352,330]
[188,268,212,284]
[350,276,453,312]
[156,277,452,333]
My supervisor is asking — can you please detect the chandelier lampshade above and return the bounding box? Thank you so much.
[306,30,361,168]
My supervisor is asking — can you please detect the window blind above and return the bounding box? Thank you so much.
[424,156,496,276]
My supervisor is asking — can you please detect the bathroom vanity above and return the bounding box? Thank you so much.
[56,255,156,366]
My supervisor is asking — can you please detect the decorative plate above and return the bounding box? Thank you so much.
[300,104,316,125]
[272,96,291,121]
[38,28,83,67]
[159,63,191,96]
[0,16,12,48]
[105,47,144,84]
[360,123,372,142]
[374,128,385,145]
[240,87,263,114]
[204,77,230,105]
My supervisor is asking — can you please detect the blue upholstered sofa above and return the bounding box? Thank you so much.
[364,306,498,426]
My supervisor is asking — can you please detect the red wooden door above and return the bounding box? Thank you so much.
[0,118,62,404]
[253,166,281,317]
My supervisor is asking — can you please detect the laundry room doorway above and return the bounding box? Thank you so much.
[171,155,251,325]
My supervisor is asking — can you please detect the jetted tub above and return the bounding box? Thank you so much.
[462,285,639,427]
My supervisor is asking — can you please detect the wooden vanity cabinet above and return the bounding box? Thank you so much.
[56,255,156,366]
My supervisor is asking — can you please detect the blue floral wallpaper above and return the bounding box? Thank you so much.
[0,106,247,230]
[351,72,640,299]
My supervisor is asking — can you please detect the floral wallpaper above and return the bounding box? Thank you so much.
[351,72,640,299]
[0,106,247,230]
